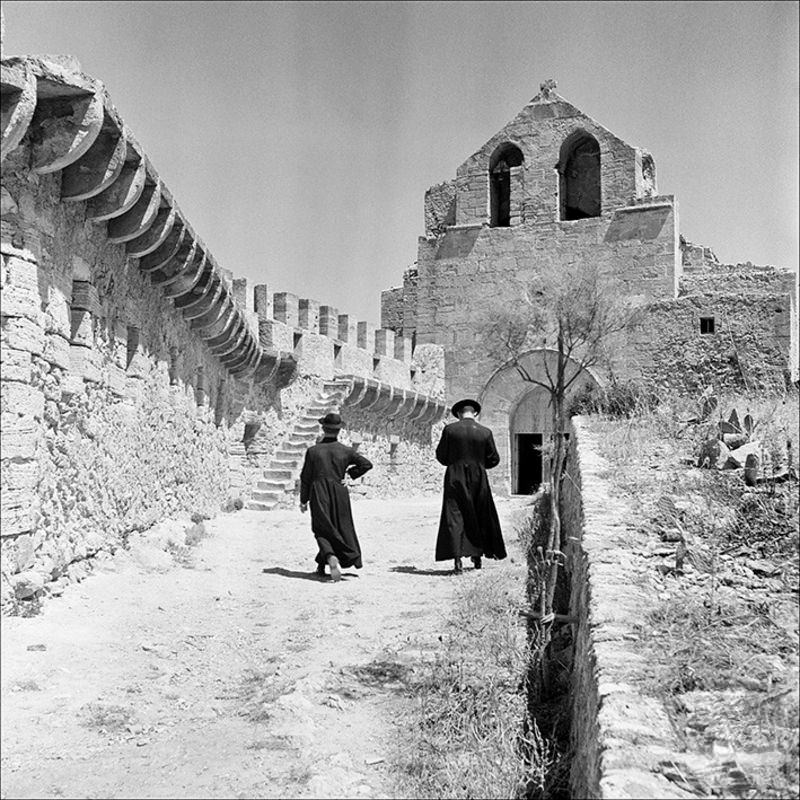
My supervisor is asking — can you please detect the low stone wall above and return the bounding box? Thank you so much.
[567,418,689,799]
[338,404,445,499]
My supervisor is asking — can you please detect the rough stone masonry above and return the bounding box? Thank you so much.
[0,40,448,605]
[381,80,799,495]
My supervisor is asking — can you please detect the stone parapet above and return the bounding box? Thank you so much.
[0,56,271,383]
[567,419,691,800]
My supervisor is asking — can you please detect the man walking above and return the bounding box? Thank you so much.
[435,399,506,574]
[300,412,373,581]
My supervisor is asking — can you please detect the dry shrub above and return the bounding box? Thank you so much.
[393,570,548,799]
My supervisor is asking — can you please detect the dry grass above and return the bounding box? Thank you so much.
[235,663,293,722]
[80,702,136,732]
[587,387,799,800]
[389,568,562,800]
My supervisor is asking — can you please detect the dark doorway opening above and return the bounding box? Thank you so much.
[516,433,543,494]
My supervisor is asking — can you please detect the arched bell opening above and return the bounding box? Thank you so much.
[489,142,524,227]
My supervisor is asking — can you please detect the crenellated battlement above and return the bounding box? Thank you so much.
[0,45,448,595]
[0,54,437,397]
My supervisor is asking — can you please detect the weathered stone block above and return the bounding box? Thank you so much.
[3,253,38,289]
[11,569,44,598]
[253,284,270,319]
[107,363,126,396]
[0,494,37,537]
[374,328,395,357]
[319,306,339,338]
[0,413,38,459]
[0,282,41,320]
[43,292,71,338]
[232,277,248,310]
[70,280,100,313]
[60,374,85,401]
[1,458,38,491]
[0,347,32,382]
[273,292,299,327]
[338,314,356,343]
[2,318,44,355]
[357,321,376,351]
[298,299,320,332]
[0,381,44,418]
[69,344,101,383]
[394,336,412,364]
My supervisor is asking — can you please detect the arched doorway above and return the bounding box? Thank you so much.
[510,385,551,495]
[478,350,601,495]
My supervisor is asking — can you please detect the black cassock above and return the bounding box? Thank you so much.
[300,438,373,569]
[435,418,506,561]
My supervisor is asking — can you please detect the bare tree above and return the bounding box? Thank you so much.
[484,261,638,648]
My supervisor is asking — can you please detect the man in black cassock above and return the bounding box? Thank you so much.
[300,412,373,581]
[435,398,506,574]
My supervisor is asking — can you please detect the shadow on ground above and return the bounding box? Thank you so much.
[389,565,456,577]
[262,567,360,582]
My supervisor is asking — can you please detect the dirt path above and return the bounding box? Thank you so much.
[1,497,527,800]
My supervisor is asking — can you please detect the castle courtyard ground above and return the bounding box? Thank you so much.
[1,497,528,800]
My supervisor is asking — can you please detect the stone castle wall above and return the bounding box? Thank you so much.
[0,55,447,605]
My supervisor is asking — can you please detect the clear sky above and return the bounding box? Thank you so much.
[3,1,798,323]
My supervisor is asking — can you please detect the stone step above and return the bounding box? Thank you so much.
[286,442,313,453]
[263,468,293,481]
[246,499,276,511]
[274,447,303,457]
[251,489,282,503]
[273,456,301,467]
[257,479,288,491]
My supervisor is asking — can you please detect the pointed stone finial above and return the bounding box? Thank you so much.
[540,78,557,99]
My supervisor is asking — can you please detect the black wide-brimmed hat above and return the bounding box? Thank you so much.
[318,412,343,429]
[451,398,481,417]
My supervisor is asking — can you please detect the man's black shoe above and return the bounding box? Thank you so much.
[453,558,463,575]
[471,556,482,570]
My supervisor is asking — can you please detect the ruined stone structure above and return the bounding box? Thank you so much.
[382,81,798,495]
[0,52,447,601]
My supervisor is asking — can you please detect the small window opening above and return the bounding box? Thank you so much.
[372,357,380,372]
[410,367,417,381]
[489,143,524,228]
[333,343,342,367]
[700,316,715,335]
[293,331,302,350]
[559,133,601,220]
[126,326,139,369]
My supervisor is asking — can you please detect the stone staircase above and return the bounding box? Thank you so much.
[245,379,352,511]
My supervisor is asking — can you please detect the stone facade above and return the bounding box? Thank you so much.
[381,81,798,495]
[0,54,447,604]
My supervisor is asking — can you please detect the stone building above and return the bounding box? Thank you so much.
[0,51,447,602]
[382,80,798,495]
